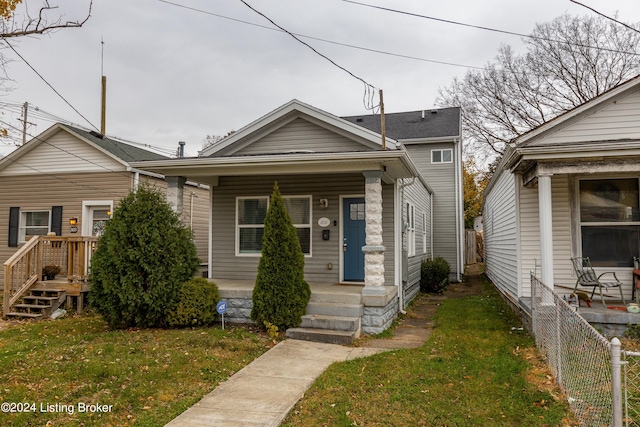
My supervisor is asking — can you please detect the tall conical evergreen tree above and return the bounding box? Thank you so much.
[251,182,311,330]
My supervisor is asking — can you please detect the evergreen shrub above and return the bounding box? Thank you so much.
[89,184,200,329]
[420,256,451,293]
[167,278,220,327]
[251,182,311,330]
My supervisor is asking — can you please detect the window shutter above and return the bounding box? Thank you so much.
[51,206,63,236]
[8,207,19,247]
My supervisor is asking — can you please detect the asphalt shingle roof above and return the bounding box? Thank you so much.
[65,125,169,162]
[342,107,460,140]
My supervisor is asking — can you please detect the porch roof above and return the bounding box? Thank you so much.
[131,148,432,192]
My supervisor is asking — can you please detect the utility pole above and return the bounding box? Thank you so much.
[17,102,35,145]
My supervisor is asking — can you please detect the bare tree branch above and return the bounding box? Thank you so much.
[0,1,92,38]
[437,13,640,163]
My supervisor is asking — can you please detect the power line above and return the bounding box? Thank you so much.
[341,0,640,57]
[570,0,640,34]
[237,0,379,111]
[0,37,101,131]
[157,0,485,71]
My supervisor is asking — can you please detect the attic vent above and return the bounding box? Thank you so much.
[90,130,104,139]
[356,118,363,122]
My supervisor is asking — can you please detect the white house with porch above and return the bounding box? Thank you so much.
[133,100,463,342]
[483,74,640,332]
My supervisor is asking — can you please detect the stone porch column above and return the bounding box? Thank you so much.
[166,176,187,215]
[362,171,386,297]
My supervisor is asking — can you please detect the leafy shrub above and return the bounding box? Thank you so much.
[167,278,220,328]
[420,257,451,293]
[89,184,200,329]
[251,182,311,330]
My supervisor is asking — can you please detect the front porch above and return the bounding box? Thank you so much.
[521,291,640,337]
[214,278,399,341]
[3,236,96,318]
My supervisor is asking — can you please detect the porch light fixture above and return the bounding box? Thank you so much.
[69,218,78,225]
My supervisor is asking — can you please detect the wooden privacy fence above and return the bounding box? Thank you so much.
[3,236,97,317]
[465,230,483,265]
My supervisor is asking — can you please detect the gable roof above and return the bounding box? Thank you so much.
[0,123,168,173]
[342,107,461,141]
[201,99,396,157]
[63,125,168,162]
[516,73,640,147]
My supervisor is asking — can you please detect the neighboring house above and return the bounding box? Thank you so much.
[483,74,640,321]
[133,100,463,335]
[0,123,210,291]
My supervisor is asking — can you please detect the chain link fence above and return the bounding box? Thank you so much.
[624,352,640,426]
[531,273,616,426]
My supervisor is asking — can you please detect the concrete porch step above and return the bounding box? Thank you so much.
[306,301,363,318]
[300,314,360,332]
[285,327,359,345]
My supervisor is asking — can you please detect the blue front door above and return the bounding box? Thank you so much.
[343,198,366,281]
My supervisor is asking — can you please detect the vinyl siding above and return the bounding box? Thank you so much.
[138,175,210,265]
[483,170,519,300]
[402,179,432,297]
[405,142,461,278]
[210,173,395,284]
[537,91,640,146]
[0,172,132,288]
[1,129,126,176]
[215,118,370,157]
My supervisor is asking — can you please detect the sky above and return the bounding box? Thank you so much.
[1,0,640,158]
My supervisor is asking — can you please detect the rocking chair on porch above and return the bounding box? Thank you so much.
[570,257,625,306]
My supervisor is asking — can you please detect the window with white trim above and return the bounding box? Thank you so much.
[578,178,640,267]
[19,210,51,243]
[431,149,452,164]
[406,202,415,257]
[237,197,268,255]
[283,196,312,255]
[422,212,427,254]
[236,195,312,255]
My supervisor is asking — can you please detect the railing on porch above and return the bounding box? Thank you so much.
[3,236,98,317]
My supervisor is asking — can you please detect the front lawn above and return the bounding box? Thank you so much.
[0,314,271,426]
[282,276,576,426]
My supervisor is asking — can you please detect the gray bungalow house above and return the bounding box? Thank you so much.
[134,100,463,339]
[483,74,640,329]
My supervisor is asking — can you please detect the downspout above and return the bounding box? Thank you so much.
[454,138,463,282]
[208,186,213,280]
[133,171,140,191]
[397,177,415,314]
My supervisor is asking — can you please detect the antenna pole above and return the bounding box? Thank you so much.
[380,90,386,150]
[101,38,106,135]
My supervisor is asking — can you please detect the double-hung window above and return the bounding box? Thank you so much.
[283,196,312,255]
[237,197,269,255]
[578,178,640,267]
[406,202,415,257]
[431,149,452,164]
[236,195,312,256]
[19,210,51,243]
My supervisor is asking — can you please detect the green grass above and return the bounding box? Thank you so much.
[282,277,575,427]
[0,313,271,426]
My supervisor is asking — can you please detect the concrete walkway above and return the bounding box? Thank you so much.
[166,268,484,427]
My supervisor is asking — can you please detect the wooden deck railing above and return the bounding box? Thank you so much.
[3,236,98,317]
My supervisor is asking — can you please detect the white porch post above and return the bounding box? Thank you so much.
[538,174,554,287]
[166,176,186,215]
[362,171,386,296]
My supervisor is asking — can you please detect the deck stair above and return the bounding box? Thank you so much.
[286,287,363,345]
[5,289,67,320]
